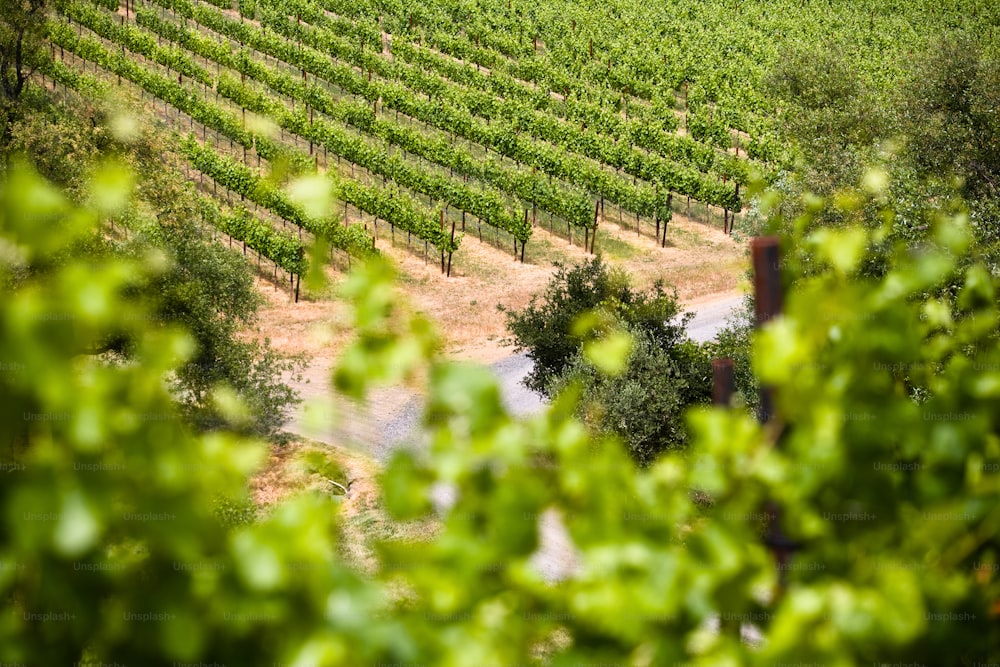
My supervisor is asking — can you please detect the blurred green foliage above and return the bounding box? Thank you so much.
[370,170,1000,664]
[0,161,400,665]
[4,88,303,437]
[4,135,1000,665]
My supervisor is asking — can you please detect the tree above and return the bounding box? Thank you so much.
[0,0,47,148]
[0,0,45,102]
[554,327,712,465]
[502,255,689,395]
[899,35,1000,260]
[766,40,888,203]
[503,256,712,462]
[765,33,1000,253]
[141,214,303,437]
[901,35,999,193]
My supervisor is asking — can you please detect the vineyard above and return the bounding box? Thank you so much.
[31,0,782,296]
[31,0,1000,294]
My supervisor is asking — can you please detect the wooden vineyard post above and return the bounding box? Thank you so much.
[753,236,781,422]
[439,210,446,273]
[447,221,456,277]
[520,237,526,263]
[751,236,798,593]
[296,247,305,302]
[663,194,672,247]
[732,183,741,235]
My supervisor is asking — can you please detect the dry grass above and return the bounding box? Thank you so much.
[253,276,351,356]
[249,436,434,573]
[253,205,746,366]
[249,437,359,507]
[594,208,746,300]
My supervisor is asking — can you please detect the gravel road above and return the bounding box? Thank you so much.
[684,294,747,343]
[291,352,544,462]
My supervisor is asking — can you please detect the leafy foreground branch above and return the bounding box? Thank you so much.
[2,88,304,438]
[2,161,1000,664]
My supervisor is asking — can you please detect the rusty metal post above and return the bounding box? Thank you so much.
[712,358,735,406]
[750,236,798,590]
[752,236,782,423]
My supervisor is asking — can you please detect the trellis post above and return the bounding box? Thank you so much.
[751,236,798,592]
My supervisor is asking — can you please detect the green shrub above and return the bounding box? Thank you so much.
[555,327,712,464]
[503,255,690,395]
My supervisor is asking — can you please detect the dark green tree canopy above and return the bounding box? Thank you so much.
[502,255,690,395]
[504,255,712,463]
[0,0,47,102]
